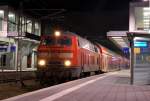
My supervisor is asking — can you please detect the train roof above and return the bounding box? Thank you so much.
[96,43,122,57]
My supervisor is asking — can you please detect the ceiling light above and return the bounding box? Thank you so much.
[8,14,14,17]
[143,7,150,11]
[144,12,150,16]
[0,10,4,14]
[111,37,122,39]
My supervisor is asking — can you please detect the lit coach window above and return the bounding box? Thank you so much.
[55,31,61,37]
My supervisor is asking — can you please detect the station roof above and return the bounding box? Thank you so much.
[107,31,129,49]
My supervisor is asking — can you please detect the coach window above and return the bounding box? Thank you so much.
[8,12,16,32]
[0,10,4,31]
[41,37,55,45]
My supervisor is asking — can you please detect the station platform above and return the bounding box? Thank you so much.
[3,69,150,101]
[0,70,36,83]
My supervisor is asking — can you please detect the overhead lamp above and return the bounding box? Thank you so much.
[55,31,61,37]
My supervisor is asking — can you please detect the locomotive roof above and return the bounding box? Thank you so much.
[41,31,94,45]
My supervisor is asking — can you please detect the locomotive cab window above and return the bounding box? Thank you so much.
[41,37,55,45]
[58,37,72,46]
[41,36,72,46]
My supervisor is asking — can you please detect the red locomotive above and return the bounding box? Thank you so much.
[37,31,128,81]
[37,31,100,79]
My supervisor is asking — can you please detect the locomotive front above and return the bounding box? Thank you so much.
[37,31,77,78]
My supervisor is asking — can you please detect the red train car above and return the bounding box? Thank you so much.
[96,43,123,72]
[37,31,100,80]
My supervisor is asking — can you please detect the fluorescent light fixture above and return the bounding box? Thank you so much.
[114,39,124,42]
[143,19,150,22]
[144,23,150,25]
[134,37,144,41]
[8,13,14,17]
[0,10,4,14]
[144,12,150,16]
[144,26,149,27]
[143,7,150,11]
[111,37,122,39]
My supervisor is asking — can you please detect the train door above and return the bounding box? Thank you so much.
[102,54,107,72]
[81,52,84,67]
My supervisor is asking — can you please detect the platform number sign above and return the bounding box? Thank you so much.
[134,41,148,47]
[122,47,129,54]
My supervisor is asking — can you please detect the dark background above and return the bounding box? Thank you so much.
[0,0,133,54]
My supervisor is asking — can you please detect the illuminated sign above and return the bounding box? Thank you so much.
[134,41,148,47]
[134,48,140,54]
[122,47,129,54]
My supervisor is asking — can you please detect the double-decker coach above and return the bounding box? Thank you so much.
[96,43,121,72]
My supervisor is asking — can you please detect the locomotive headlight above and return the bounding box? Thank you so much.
[38,60,46,66]
[64,60,71,66]
[55,31,61,37]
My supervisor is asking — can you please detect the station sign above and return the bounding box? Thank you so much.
[0,46,7,52]
[10,45,16,52]
[0,45,16,52]
[134,48,140,54]
[122,47,129,54]
[134,41,148,47]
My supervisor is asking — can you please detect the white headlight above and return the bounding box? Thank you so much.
[38,60,46,66]
[55,31,61,37]
[64,60,71,66]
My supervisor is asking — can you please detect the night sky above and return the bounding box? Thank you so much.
[40,0,132,37]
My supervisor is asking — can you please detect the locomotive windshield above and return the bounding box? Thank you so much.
[41,37,72,46]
